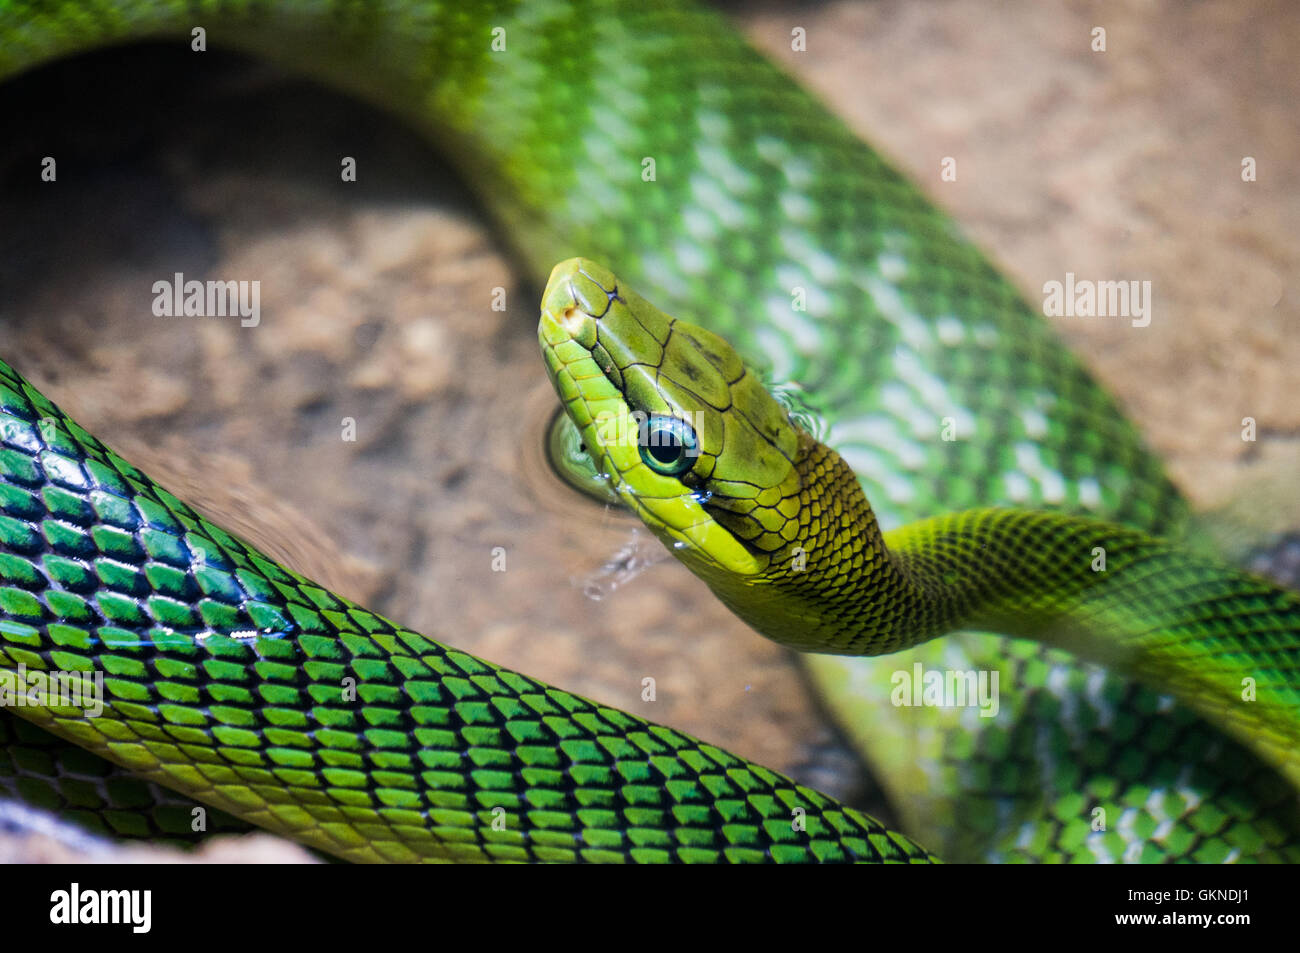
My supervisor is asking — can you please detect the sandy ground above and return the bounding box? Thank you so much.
[0,0,1296,860]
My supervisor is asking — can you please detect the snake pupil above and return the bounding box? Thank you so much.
[638,415,699,476]
[648,438,682,464]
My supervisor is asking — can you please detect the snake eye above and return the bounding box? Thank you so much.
[638,415,699,476]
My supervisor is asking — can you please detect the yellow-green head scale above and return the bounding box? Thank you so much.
[541,259,776,574]
[538,258,900,652]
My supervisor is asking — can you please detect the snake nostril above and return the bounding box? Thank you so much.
[560,306,593,337]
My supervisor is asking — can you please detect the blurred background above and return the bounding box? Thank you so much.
[1,0,1297,860]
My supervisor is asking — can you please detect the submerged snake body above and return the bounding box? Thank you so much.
[1,0,1298,861]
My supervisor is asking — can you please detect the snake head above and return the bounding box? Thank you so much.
[539,258,805,581]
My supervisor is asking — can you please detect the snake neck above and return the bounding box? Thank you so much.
[700,431,955,655]
[705,430,1300,683]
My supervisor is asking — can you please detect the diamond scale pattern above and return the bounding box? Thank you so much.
[0,357,933,863]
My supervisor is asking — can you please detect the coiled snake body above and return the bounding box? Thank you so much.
[1,0,1297,862]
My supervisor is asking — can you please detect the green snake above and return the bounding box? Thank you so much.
[2,0,1298,863]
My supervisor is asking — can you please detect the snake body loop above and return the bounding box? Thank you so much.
[0,352,937,863]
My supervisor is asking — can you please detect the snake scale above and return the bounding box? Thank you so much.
[1,0,1297,863]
